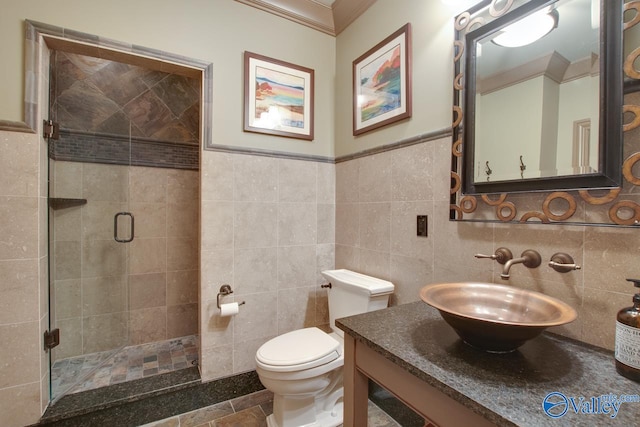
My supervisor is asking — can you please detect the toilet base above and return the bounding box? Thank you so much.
[266,401,343,427]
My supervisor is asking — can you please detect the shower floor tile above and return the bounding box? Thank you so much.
[51,335,199,396]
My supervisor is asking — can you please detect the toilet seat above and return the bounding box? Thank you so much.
[256,327,341,372]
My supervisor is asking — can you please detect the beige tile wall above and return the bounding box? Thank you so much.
[51,161,199,361]
[335,136,640,351]
[0,43,51,425]
[0,129,47,426]
[199,151,335,381]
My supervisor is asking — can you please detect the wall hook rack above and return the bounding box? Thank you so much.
[485,161,492,182]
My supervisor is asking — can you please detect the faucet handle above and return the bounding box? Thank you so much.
[474,247,513,264]
[549,252,581,273]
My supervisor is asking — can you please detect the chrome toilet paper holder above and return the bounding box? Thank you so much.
[217,284,246,309]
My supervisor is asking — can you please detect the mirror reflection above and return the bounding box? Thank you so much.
[451,0,633,226]
[472,0,599,183]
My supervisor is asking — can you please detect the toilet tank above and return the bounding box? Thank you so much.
[321,269,394,337]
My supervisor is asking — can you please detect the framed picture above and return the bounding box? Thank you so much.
[353,23,412,136]
[244,52,314,140]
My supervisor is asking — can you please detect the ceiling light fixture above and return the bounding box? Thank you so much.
[492,8,559,48]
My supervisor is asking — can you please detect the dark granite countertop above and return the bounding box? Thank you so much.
[336,301,640,427]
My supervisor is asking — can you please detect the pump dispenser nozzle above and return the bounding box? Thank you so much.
[627,278,640,303]
[616,278,640,382]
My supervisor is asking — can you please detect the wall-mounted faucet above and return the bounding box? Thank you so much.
[475,247,513,265]
[548,252,581,273]
[500,249,541,280]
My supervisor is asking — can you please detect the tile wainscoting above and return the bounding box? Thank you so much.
[335,133,640,350]
[199,150,336,381]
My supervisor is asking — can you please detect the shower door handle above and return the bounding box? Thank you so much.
[114,212,134,243]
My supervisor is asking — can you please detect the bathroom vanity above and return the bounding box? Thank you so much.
[337,301,638,426]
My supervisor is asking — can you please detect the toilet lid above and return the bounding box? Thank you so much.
[256,327,341,372]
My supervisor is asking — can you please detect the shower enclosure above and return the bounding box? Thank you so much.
[47,50,201,401]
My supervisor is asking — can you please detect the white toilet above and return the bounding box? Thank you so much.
[255,269,394,427]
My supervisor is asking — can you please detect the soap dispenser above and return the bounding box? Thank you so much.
[615,278,640,382]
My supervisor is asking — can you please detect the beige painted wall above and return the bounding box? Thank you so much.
[334,0,454,157]
[556,75,599,172]
[0,0,336,158]
[476,77,545,181]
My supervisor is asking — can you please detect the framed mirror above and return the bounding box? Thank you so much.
[450,0,640,226]
[463,0,623,193]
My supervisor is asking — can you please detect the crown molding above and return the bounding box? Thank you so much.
[477,51,571,95]
[332,0,376,35]
[477,52,600,96]
[234,0,375,36]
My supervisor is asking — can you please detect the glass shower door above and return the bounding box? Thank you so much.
[48,145,133,400]
[46,49,140,401]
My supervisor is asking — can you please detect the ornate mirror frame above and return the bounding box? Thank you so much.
[451,0,640,227]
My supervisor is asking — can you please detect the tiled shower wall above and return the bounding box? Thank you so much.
[49,51,200,170]
[51,161,199,362]
[50,51,200,142]
[335,135,640,351]
[198,151,335,381]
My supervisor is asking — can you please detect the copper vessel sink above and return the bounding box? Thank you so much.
[420,282,577,353]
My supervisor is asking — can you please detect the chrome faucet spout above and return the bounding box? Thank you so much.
[500,249,541,279]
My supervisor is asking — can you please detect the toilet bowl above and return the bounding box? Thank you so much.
[255,269,394,427]
[256,327,344,427]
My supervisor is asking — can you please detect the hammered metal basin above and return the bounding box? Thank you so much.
[420,282,577,353]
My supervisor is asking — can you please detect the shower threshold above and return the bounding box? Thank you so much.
[51,335,198,398]
[41,366,203,424]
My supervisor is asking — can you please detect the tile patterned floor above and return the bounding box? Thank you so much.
[52,335,198,396]
[140,389,402,427]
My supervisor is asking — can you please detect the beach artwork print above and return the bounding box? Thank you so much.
[359,45,402,122]
[255,67,305,129]
[244,52,314,140]
[353,24,412,136]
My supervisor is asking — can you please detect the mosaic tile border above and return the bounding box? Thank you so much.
[51,130,199,170]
